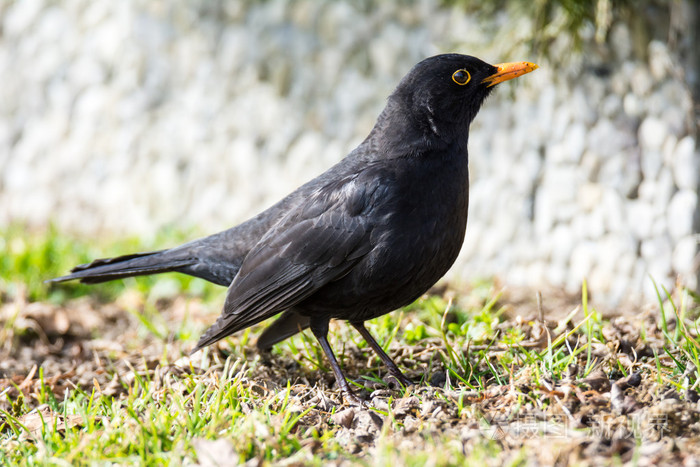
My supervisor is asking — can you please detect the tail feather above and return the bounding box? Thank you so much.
[47,250,196,284]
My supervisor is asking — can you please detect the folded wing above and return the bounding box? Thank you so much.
[192,175,376,351]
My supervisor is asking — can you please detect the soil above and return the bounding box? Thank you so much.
[2,287,699,465]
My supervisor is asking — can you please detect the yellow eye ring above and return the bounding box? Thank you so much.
[452,69,471,85]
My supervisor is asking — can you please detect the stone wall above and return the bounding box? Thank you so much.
[0,0,698,303]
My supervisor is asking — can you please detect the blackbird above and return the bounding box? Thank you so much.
[50,54,537,403]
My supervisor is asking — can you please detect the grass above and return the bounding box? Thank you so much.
[0,224,222,304]
[1,227,700,465]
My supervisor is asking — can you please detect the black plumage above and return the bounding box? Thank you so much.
[49,54,537,403]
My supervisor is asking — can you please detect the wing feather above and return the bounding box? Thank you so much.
[193,176,375,351]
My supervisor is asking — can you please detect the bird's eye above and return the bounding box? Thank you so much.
[452,69,471,85]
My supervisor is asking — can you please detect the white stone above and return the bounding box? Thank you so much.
[611,62,634,97]
[639,117,668,152]
[287,132,325,178]
[583,69,608,103]
[578,183,603,212]
[601,189,625,233]
[566,122,586,162]
[648,40,673,82]
[577,150,598,181]
[672,236,699,275]
[3,0,44,37]
[36,7,72,48]
[641,237,673,288]
[545,142,568,164]
[505,265,529,287]
[662,135,677,167]
[459,223,482,260]
[638,169,674,220]
[0,0,696,307]
[599,234,636,270]
[600,94,622,118]
[627,201,654,239]
[654,168,676,215]
[630,64,653,96]
[586,208,606,239]
[640,149,663,183]
[672,136,698,190]
[615,249,638,279]
[572,207,605,240]
[667,190,697,240]
[551,104,572,142]
[536,86,556,139]
[533,194,554,236]
[369,24,403,76]
[478,225,502,260]
[69,56,107,90]
[510,149,541,194]
[597,149,641,195]
[546,263,567,286]
[550,224,574,265]
[525,261,547,285]
[588,265,617,297]
[568,241,597,290]
[540,165,579,204]
[640,91,660,117]
[661,106,687,138]
[623,93,643,118]
[609,23,632,62]
[589,119,632,158]
[641,264,674,301]
[646,257,674,292]
[660,80,692,112]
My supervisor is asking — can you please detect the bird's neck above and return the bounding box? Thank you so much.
[367,101,470,160]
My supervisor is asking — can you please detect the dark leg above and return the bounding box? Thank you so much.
[350,321,415,387]
[310,319,364,405]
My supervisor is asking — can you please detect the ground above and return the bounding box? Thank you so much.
[2,272,699,466]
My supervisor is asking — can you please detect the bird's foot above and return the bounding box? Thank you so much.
[342,389,368,408]
[387,371,417,390]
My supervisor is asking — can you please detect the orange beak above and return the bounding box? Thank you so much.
[481,61,539,87]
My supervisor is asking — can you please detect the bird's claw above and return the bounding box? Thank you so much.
[388,372,417,389]
[342,390,368,408]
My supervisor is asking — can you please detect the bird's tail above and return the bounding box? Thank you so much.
[46,250,196,284]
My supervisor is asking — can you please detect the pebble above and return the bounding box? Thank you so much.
[639,117,668,152]
[630,64,653,96]
[609,23,632,62]
[577,183,603,212]
[648,40,673,82]
[550,224,575,266]
[672,136,699,190]
[627,201,655,240]
[3,0,45,38]
[0,0,696,306]
[568,241,597,290]
[667,190,697,241]
[623,93,643,118]
[672,236,698,276]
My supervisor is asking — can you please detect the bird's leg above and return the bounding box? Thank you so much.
[350,321,415,388]
[310,319,364,406]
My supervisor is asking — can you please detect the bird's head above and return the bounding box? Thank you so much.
[386,54,538,144]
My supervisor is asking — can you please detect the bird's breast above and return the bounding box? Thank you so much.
[302,151,470,320]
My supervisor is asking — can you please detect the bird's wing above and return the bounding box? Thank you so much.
[192,175,377,351]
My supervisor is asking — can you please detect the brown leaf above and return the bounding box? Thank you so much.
[15,406,83,436]
[331,408,356,428]
[580,369,611,392]
[615,372,642,390]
